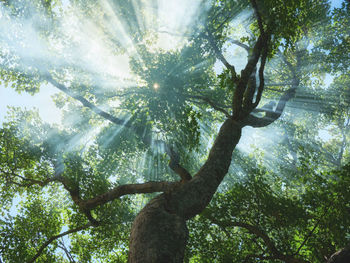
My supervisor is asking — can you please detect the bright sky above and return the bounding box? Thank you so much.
[0,83,61,124]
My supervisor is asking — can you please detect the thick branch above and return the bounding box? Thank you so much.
[243,67,257,111]
[243,87,296,127]
[83,181,178,210]
[165,146,192,182]
[252,41,268,108]
[232,34,268,119]
[28,223,92,263]
[250,0,265,35]
[232,0,269,118]
[165,119,242,219]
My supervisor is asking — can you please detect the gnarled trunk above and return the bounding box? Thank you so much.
[128,119,242,262]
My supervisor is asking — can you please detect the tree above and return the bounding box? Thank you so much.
[0,0,349,262]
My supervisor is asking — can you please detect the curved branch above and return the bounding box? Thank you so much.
[28,223,92,263]
[165,146,192,182]
[228,38,250,52]
[83,181,178,210]
[243,87,296,128]
[232,34,268,119]
[328,243,350,263]
[205,215,309,263]
[1,170,58,188]
[58,239,76,263]
[3,172,176,225]
[252,40,268,108]
[233,0,269,116]
[209,217,281,258]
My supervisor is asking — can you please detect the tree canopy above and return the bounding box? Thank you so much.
[0,0,349,262]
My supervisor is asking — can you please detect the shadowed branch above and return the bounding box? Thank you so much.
[232,34,268,119]
[188,94,231,117]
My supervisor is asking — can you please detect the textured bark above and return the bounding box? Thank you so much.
[128,119,242,262]
[128,195,188,263]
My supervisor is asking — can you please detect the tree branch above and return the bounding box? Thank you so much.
[58,239,76,263]
[28,223,92,263]
[277,50,299,87]
[232,34,268,119]
[294,206,330,256]
[188,94,231,117]
[206,215,309,263]
[82,181,178,210]
[205,30,238,82]
[336,116,349,167]
[45,75,129,127]
[228,38,250,52]
[165,146,192,182]
[252,40,268,108]
[243,87,296,128]
[213,219,282,258]
[232,0,269,118]
[327,243,350,263]
[282,124,298,166]
[250,0,265,36]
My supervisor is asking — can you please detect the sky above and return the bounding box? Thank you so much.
[0,83,61,124]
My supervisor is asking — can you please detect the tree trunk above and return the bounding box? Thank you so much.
[128,119,242,262]
[128,195,188,262]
